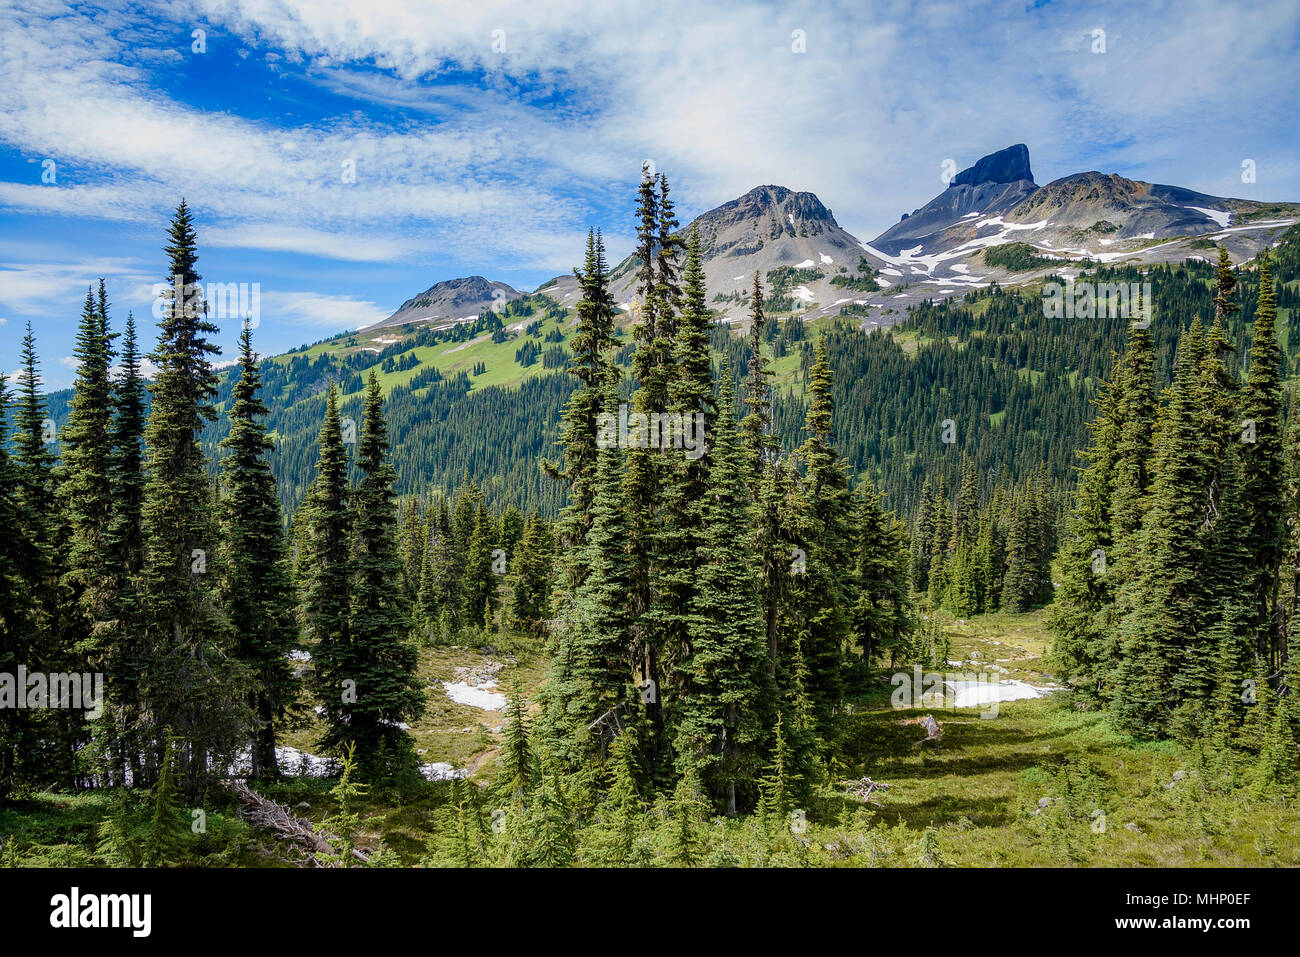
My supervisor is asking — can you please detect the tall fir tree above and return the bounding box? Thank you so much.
[58,285,117,662]
[1240,251,1284,664]
[100,310,148,782]
[545,229,617,587]
[543,389,636,769]
[340,371,425,773]
[218,327,298,777]
[137,201,246,791]
[786,336,852,744]
[1050,351,1125,706]
[673,374,767,814]
[304,385,355,755]
[1112,322,1211,737]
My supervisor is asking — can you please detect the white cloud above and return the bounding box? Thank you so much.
[0,259,144,312]
[260,290,391,329]
[0,0,1296,281]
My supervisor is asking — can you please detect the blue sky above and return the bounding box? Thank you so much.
[2,0,1298,389]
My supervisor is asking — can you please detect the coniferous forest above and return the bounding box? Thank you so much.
[4,176,1300,880]
[2,10,1300,936]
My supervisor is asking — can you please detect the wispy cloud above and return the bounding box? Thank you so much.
[259,290,390,330]
[1,0,1297,386]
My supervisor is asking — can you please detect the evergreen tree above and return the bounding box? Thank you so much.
[787,337,852,742]
[545,229,617,586]
[218,327,297,778]
[0,376,33,797]
[1112,323,1211,737]
[1000,490,1038,613]
[603,730,643,865]
[506,513,553,633]
[1241,251,1284,663]
[850,477,913,667]
[673,375,767,814]
[1109,317,1158,564]
[58,285,116,665]
[544,390,635,768]
[1050,352,1125,705]
[339,371,425,772]
[100,310,148,782]
[397,498,427,607]
[739,271,788,675]
[496,670,534,805]
[417,497,458,638]
[461,501,498,629]
[304,385,355,752]
[137,201,244,792]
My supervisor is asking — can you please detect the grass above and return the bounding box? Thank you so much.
[4,609,1295,867]
[831,608,1300,866]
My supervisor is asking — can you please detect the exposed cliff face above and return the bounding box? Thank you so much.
[950,143,1034,188]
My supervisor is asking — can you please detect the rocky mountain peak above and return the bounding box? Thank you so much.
[950,144,1034,188]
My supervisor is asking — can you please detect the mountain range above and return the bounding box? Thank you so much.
[365,143,1298,333]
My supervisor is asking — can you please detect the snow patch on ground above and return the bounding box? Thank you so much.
[795,258,815,268]
[1187,206,1231,228]
[442,680,506,710]
[819,253,834,265]
[944,679,1055,709]
[792,285,815,303]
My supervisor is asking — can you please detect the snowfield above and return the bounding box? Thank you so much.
[943,679,1057,709]
[442,680,506,710]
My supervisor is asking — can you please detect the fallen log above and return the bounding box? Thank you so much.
[845,776,891,805]
[227,781,370,867]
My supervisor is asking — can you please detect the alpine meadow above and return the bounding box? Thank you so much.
[1,0,1299,931]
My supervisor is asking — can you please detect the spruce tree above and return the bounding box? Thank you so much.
[851,477,913,668]
[1050,352,1125,705]
[739,271,788,674]
[506,513,554,633]
[1000,490,1038,613]
[304,386,355,752]
[496,670,534,805]
[137,202,244,791]
[787,337,852,742]
[340,371,424,772]
[543,389,635,768]
[603,730,643,865]
[1113,323,1211,737]
[0,377,32,797]
[58,285,116,664]
[218,327,298,778]
[673,374,767,814]
[545,229,617,588]
[653,227,716,729]
[101,310,148,782]
[1241,251,1284,663]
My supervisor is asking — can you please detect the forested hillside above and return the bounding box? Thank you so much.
[4,174,1299,871]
